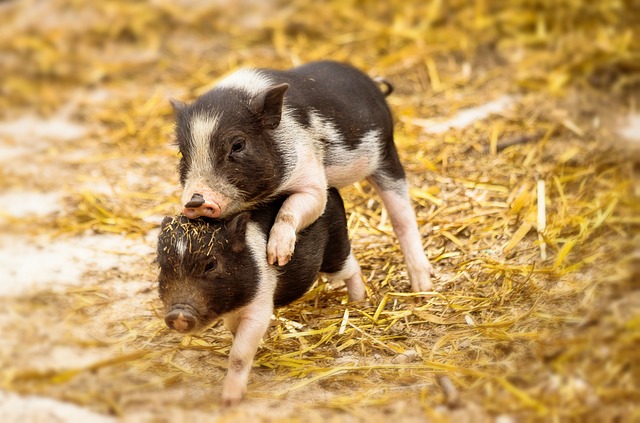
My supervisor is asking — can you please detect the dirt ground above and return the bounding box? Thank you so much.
[0,1,638,422]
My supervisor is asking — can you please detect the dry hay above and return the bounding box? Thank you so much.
[0,0,638,422]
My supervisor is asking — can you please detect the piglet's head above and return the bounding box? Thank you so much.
[171,79,290,220]
[157,212,257,334]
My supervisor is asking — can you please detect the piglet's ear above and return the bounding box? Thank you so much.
[226,212,251,253]
[160,216,173,231]
[250,83,289,130]
[169,98,187,115]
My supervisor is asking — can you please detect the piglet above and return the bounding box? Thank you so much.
[171,60,434,292]
[157,188,363,405]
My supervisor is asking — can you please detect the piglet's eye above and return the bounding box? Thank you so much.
[229,138,246,157]
[204,261,217,273]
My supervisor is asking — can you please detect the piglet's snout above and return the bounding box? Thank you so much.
[183,197,221,219]
[165,307,196,333]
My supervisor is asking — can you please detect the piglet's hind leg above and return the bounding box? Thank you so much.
[326,250,365,302]
[369,176,434,292]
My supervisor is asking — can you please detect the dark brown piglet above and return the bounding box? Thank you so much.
[157,188,363,405]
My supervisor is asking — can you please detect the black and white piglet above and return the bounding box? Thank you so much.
[157,188,363,405]
[171,60,434,292]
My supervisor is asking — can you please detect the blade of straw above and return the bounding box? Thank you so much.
[537,179,547,260]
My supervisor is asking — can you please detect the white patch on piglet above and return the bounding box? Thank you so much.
[244,221,279,298]
[306,110,343,151]
[277,109,384,188]
[189,112,220,152]
[175,237,186,260]
[181,112,237,215]
[183,112,222,197]
[272,108,316,184]
[216,68,273,98]
[274,110,384,190]
[326,129,383,187]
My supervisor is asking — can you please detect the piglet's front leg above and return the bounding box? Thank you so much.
[221,308,272,406]
[267,183,327,266]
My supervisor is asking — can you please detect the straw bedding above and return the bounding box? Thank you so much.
[0,0,637,421]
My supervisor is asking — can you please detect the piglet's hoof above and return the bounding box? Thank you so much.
[222,377,246,407]
[222,396,241,408]
[409,262,436,293]
[267,223,296,266]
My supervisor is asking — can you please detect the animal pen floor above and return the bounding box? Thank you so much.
[0,1,638,422]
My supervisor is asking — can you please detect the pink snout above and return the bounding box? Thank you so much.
[165,307,196,333]
[183,193,221,219]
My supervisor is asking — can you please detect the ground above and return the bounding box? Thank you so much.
[0,1,638,422]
